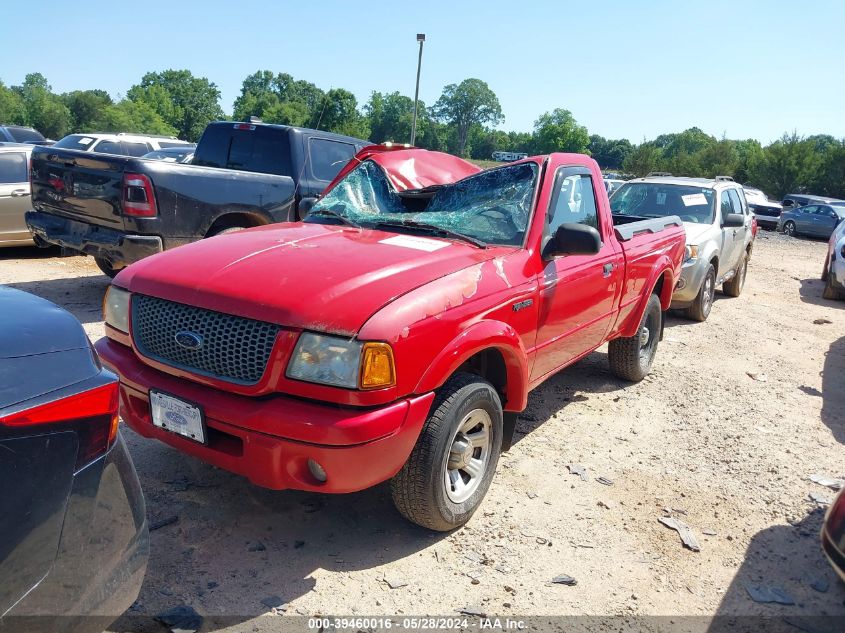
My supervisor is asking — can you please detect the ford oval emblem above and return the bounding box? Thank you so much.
[165,410,187,426]
[175,331,203,351]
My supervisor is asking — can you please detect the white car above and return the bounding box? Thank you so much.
[50,132,192,157]
[743,186,782,229]
[822,219,845,300]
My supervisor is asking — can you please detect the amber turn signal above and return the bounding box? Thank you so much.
[359,342,396,389]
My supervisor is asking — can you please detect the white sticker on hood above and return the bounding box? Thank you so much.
[379,235,450,252]
[682,193,708,206]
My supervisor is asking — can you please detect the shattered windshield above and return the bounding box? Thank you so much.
[306,160,538,246]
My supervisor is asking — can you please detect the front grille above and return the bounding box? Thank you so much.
[132,295,280,384]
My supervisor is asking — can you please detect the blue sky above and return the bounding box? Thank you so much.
[4,0,843,143]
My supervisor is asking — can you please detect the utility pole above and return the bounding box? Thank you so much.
[410,33,426,146]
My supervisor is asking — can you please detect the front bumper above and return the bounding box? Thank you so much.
[753,214,780,229]
[95,337,435,493]
[26,210,162,267]
[670,257,708,308]
[6,435,148,627]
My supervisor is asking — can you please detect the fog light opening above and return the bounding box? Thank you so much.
[308,458,327,484]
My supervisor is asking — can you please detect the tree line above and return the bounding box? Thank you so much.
[1,70,842,199]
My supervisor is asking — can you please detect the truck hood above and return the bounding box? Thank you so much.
[116,223,503,335]
[683,221,718,244]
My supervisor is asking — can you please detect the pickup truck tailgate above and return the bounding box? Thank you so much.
[30,147,129,230]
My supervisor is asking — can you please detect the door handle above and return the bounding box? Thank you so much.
[10,189,30,197]
[603,263,615,278]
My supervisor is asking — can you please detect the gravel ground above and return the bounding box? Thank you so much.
[1,231,843,630]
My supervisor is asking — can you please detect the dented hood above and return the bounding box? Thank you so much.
[116,223,501,335]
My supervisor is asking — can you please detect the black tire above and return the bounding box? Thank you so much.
[723,253,748,297]
[783,221,797,237]
[208,225,247,237]
[822,273,845,301]
[608,293,662,382]
[685,264,715,322]
[390,372,503,531]
[822,256,830,282]
[94,256,122,278]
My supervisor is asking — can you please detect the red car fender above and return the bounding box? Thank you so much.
[414,320,530,412]
[615,264,676,339]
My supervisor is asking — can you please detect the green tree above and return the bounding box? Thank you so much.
[14,73,72,139]
[749,132,821,198]
[623,142,663,176]
[811,140,845,198]
[0,81,26,125]
[96,100,178,136]
[315,88,367,137]
[432,79,503,157]
[127,70,224,141]
[531,108,590,155]
[62,89,113,131]
[653,127,715,158]
[589,135,634,169]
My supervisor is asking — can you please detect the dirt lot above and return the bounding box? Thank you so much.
[2,232,843,630]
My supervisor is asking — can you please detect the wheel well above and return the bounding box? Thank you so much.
[205,212,268,237]
[456,348,508,403]
[710,255,719,276]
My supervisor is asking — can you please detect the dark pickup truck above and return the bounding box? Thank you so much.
[26,122,370,276]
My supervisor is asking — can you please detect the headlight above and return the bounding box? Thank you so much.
[684,245,699,262]
[103,285,131,333]
[286,333,396,390]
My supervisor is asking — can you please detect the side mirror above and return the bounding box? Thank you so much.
[723,213,745,228]
[544,223,602,258]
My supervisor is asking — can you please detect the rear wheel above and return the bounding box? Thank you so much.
[391,373,502,531]
[609,293,662,382]
[783,221,796,237]
[822,256,830,282]
[685,264,715,321]
[723,254,748,297]
[94,257,123,279]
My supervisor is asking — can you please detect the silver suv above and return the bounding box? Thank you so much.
[610,176,754,321]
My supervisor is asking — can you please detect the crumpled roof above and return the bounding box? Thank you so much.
[324,145,481,194]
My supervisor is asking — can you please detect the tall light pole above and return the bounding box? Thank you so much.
[410,33,425,146]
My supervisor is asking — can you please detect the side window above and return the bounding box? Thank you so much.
[720,190,735,223]
[309,138,356,182]
[727,189,744,216]
[801,205,816,215]
[548,170,599,233]
[92,140,121,154]
[0,152,27,184]
[122,142,152,157]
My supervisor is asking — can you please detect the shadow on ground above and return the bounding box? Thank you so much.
[706,507,845,633]
[4,275,110,324]
[800,278,845,309]
[821,336,845,444]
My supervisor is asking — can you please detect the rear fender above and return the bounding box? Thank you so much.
[414,320,530,413]
[618,263,675,338]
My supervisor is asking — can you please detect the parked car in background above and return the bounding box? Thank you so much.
[781,193,843,211]
[778,203,845,238]
[142,145,196,164]
[743,186,782,229]
[27,121,371,276]
[0,125,53,145]
[0,143,34,247]
[611,175,754,321]
[0,287,147,629]
[822,217,845,300]
[822,488,845,581]
[604,178,625,195]
[51,132,193,157]
[95,146,685,531]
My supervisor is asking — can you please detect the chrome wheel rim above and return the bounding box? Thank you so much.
[444,409,492,503]
[785,222,795,236]
[702,273,714,315]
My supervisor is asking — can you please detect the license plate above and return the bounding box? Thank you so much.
[150,390,206,444]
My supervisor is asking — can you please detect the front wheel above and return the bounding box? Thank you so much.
[822,273,845,301]
[609,293,662,382]
[685,264,716,321]
[94,256,123,278]
[723,254,748,297]
[783,221,796,237]
[391,373,503,531]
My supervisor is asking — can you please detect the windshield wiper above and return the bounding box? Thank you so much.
[375,220,487,249]
[307,208,362,228]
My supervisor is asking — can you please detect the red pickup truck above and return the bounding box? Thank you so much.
[96,146,685,530]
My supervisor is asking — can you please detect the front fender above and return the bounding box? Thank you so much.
[414,320,530,412]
